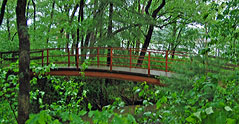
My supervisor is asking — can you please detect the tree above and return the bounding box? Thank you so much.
[137,0,165,65]
[16,0,30,123]
[0,0,8,26]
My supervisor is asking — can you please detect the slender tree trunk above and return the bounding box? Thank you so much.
[79,0,85,63]
[135,0,142,52]
[137,25,154,65]
[76,1,83,66]
[171,27,183,58]
[107,3,113,66]
[67,4,79,54]
[46,0,55,44]
[26,0,30,19]
[137,0,165,65]
[16,0,30,123]
[6,5,10,40]
[0,0,8,26]
[32,0,36,41]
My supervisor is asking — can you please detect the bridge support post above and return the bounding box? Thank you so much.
[76,48,79,69]
[110,48,112,71]
[68,48,70,67]
[97,48,99,67]
[47,49,49,66]
[148,52,150,76]
[165,50,168,72]
[41,50,44,67]
[130,48,132,70]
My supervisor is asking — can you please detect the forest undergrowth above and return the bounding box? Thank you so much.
[0,57,239,124]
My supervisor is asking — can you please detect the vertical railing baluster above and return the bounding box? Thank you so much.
[76,48,79,69]
[165,50,168,72]
[97,48,99,67]
[110,48,112,71]
[41,50,44,67]
[68,48,70,67]
[148,51,150,76]
[130,48,132,69]
[47,49,49,66]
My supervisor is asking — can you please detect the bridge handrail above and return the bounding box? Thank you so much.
[3,47,237,75]
[1,47,193,75]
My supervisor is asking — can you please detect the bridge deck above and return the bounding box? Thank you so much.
[60,66,172,77]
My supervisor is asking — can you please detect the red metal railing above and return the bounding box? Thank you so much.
[0,47,190,75]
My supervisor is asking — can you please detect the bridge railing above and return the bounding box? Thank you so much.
[0,47,191,75]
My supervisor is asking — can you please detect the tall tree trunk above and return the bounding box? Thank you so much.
[26,0,30,19]
[76,0,83,66]
[137,25,154,65]
[137,0,165,65]
[105,3,113,85]
[32,0,36,41]
[0,0,8,26]
[171,26,183,58]
[107,3,113,66]
[16,0,30,123]
[79,0,85,64]
[135,0,142,52]
[46,0,55,44]
[83,33,90,54]
[6,5,10,40]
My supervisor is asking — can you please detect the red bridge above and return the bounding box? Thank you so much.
[0,47,191,85]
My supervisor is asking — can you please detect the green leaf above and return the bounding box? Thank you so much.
[144,111,152,116]
[160,96,167,103]
[186,116,195,123]
[127,114,136,124]
[205,107,214,115]
[88,103,92,110]
[226,118,236,124]
[193,111,201,121]
[224,106,232,111]
[78,110,87,116]
[156,100,162,109]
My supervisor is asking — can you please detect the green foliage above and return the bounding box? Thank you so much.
[26,111,60,124]
[1,0,239,123]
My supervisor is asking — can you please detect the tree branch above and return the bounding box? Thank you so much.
[152,0,165,18]
[156,14,182,29]
[112,24,140,35]
[145,0,152,15]
[0,0,8,26]
[70,4,79,23]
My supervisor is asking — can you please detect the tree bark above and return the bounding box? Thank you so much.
[32,0,36,41]
[76,0,83,66]
[0,0,8,26]
[6,5,10,40]
[26,0,30,19]
[107,3,113,66]
[16,0,30,123]
[46,0,55,44]
[137,0,165,65]
[79,0,85,63]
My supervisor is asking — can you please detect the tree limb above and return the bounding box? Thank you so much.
[70,4,79,23]
[152,0,165,18]
[145,0,152,15]
[0,0,8,26]
[112,24,140,35]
